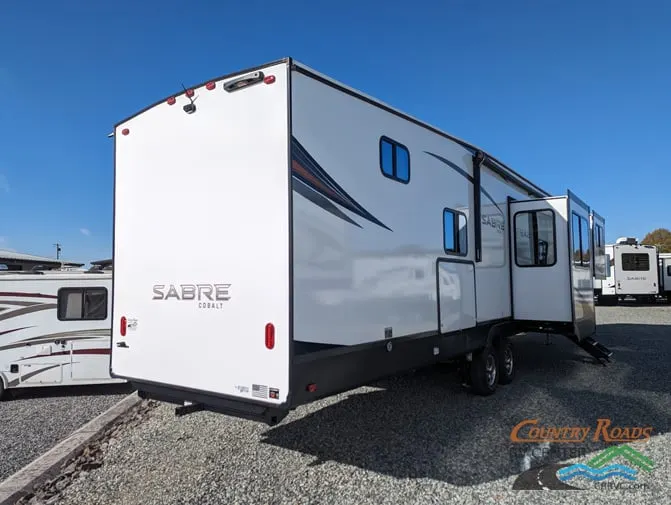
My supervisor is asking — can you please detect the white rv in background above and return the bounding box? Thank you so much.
[109,58,611,425]
[596,237,659,304]
[0,262,123,399]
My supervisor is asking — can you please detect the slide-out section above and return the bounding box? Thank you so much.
[111,61,291,406]
[509,197,572,324]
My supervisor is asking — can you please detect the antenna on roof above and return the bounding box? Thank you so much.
[53,243,62,260]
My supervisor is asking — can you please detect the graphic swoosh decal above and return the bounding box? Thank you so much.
[291,136,391,231]
[425,151,504,216]
[0,303,56,322]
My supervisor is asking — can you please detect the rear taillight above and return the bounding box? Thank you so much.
[265,323,275,350]
[120,316,127,337]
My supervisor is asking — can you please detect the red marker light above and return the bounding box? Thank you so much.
[307,383,317,393]
[185,89,195,97]
[264,75,276,84]
[167,96,176,105]
[265,323,275,349]
[120,316,127,336]
[121,128,129,136]
[206,82,216,90]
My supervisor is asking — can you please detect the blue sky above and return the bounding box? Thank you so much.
[0,0,669,263]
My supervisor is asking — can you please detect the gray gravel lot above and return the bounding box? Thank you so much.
[39,306,671,504]
[0,383,134,481]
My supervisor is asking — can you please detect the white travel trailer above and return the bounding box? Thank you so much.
[657,252,671,301]
[0,262,122,399]
[109,58,611,425]
[596,238,659,304]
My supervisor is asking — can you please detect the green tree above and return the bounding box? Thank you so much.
[641,228,671,253]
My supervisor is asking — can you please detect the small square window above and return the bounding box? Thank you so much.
[379,136,410,184]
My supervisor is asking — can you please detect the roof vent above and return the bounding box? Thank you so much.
[616,237,638,245]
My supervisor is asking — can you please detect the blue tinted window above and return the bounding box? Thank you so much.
[444,210,455,251]
[444,208,467,256]
[379,137,410,183]
[381,139,394,177]
[395,145,409,182]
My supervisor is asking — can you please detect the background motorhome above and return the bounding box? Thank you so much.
[0,260,122,399]
[109,58,610,425]
[596,238,658,304]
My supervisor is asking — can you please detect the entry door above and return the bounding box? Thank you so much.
[509,197,572,323]
[568,191,597,338]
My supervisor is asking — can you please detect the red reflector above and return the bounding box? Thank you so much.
[167,96,176,105]
[185,89,195,97]
[264,75,276,84]
[205,82,216,90]
[265,323,275,349]
[121,128,129,136]
[307,383,317,393]
[120,316,127,337]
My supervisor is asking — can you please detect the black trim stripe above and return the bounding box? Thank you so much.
[291,136,391,231]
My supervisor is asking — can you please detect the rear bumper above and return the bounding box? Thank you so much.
[132,381,290,426]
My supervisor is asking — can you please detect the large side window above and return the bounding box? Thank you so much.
[514,209,556,267]
[571,212,591,268]
[621,253,650,271]
[58,287,108,321]
[443,208,467,256]
[379,136,410,184]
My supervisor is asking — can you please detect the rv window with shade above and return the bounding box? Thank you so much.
[57,287,108,321]
[514,209,556,267]
[443,208,467,255]
[379,136,410,183]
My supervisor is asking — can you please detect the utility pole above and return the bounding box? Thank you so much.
[54,243,62,260]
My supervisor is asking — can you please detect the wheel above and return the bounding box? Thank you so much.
[0,377,6,401]
[496,336,516,385]
[469,346,498,396]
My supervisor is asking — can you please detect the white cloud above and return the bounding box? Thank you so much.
[0,174,9,193]
[80,228,91,236]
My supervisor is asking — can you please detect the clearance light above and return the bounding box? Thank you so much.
[265,323,275,350]
[263,75,276,84]
[206,82,216,90]
[120,316,127,336]
[307,383,317,393]
[185,89,195,97]
[121,128,129,136]
[167,97,176,105]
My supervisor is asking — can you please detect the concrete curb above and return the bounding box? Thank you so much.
[0,392,142,505]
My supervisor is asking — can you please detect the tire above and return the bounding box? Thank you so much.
[0,377,6,401]
[496,336,516,385]
[469,346,498,396]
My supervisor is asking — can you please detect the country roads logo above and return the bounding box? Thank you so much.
[510,418,653,444]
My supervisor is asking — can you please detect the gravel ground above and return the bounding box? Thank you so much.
[0,383,134,481]
[23,306,671,505]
